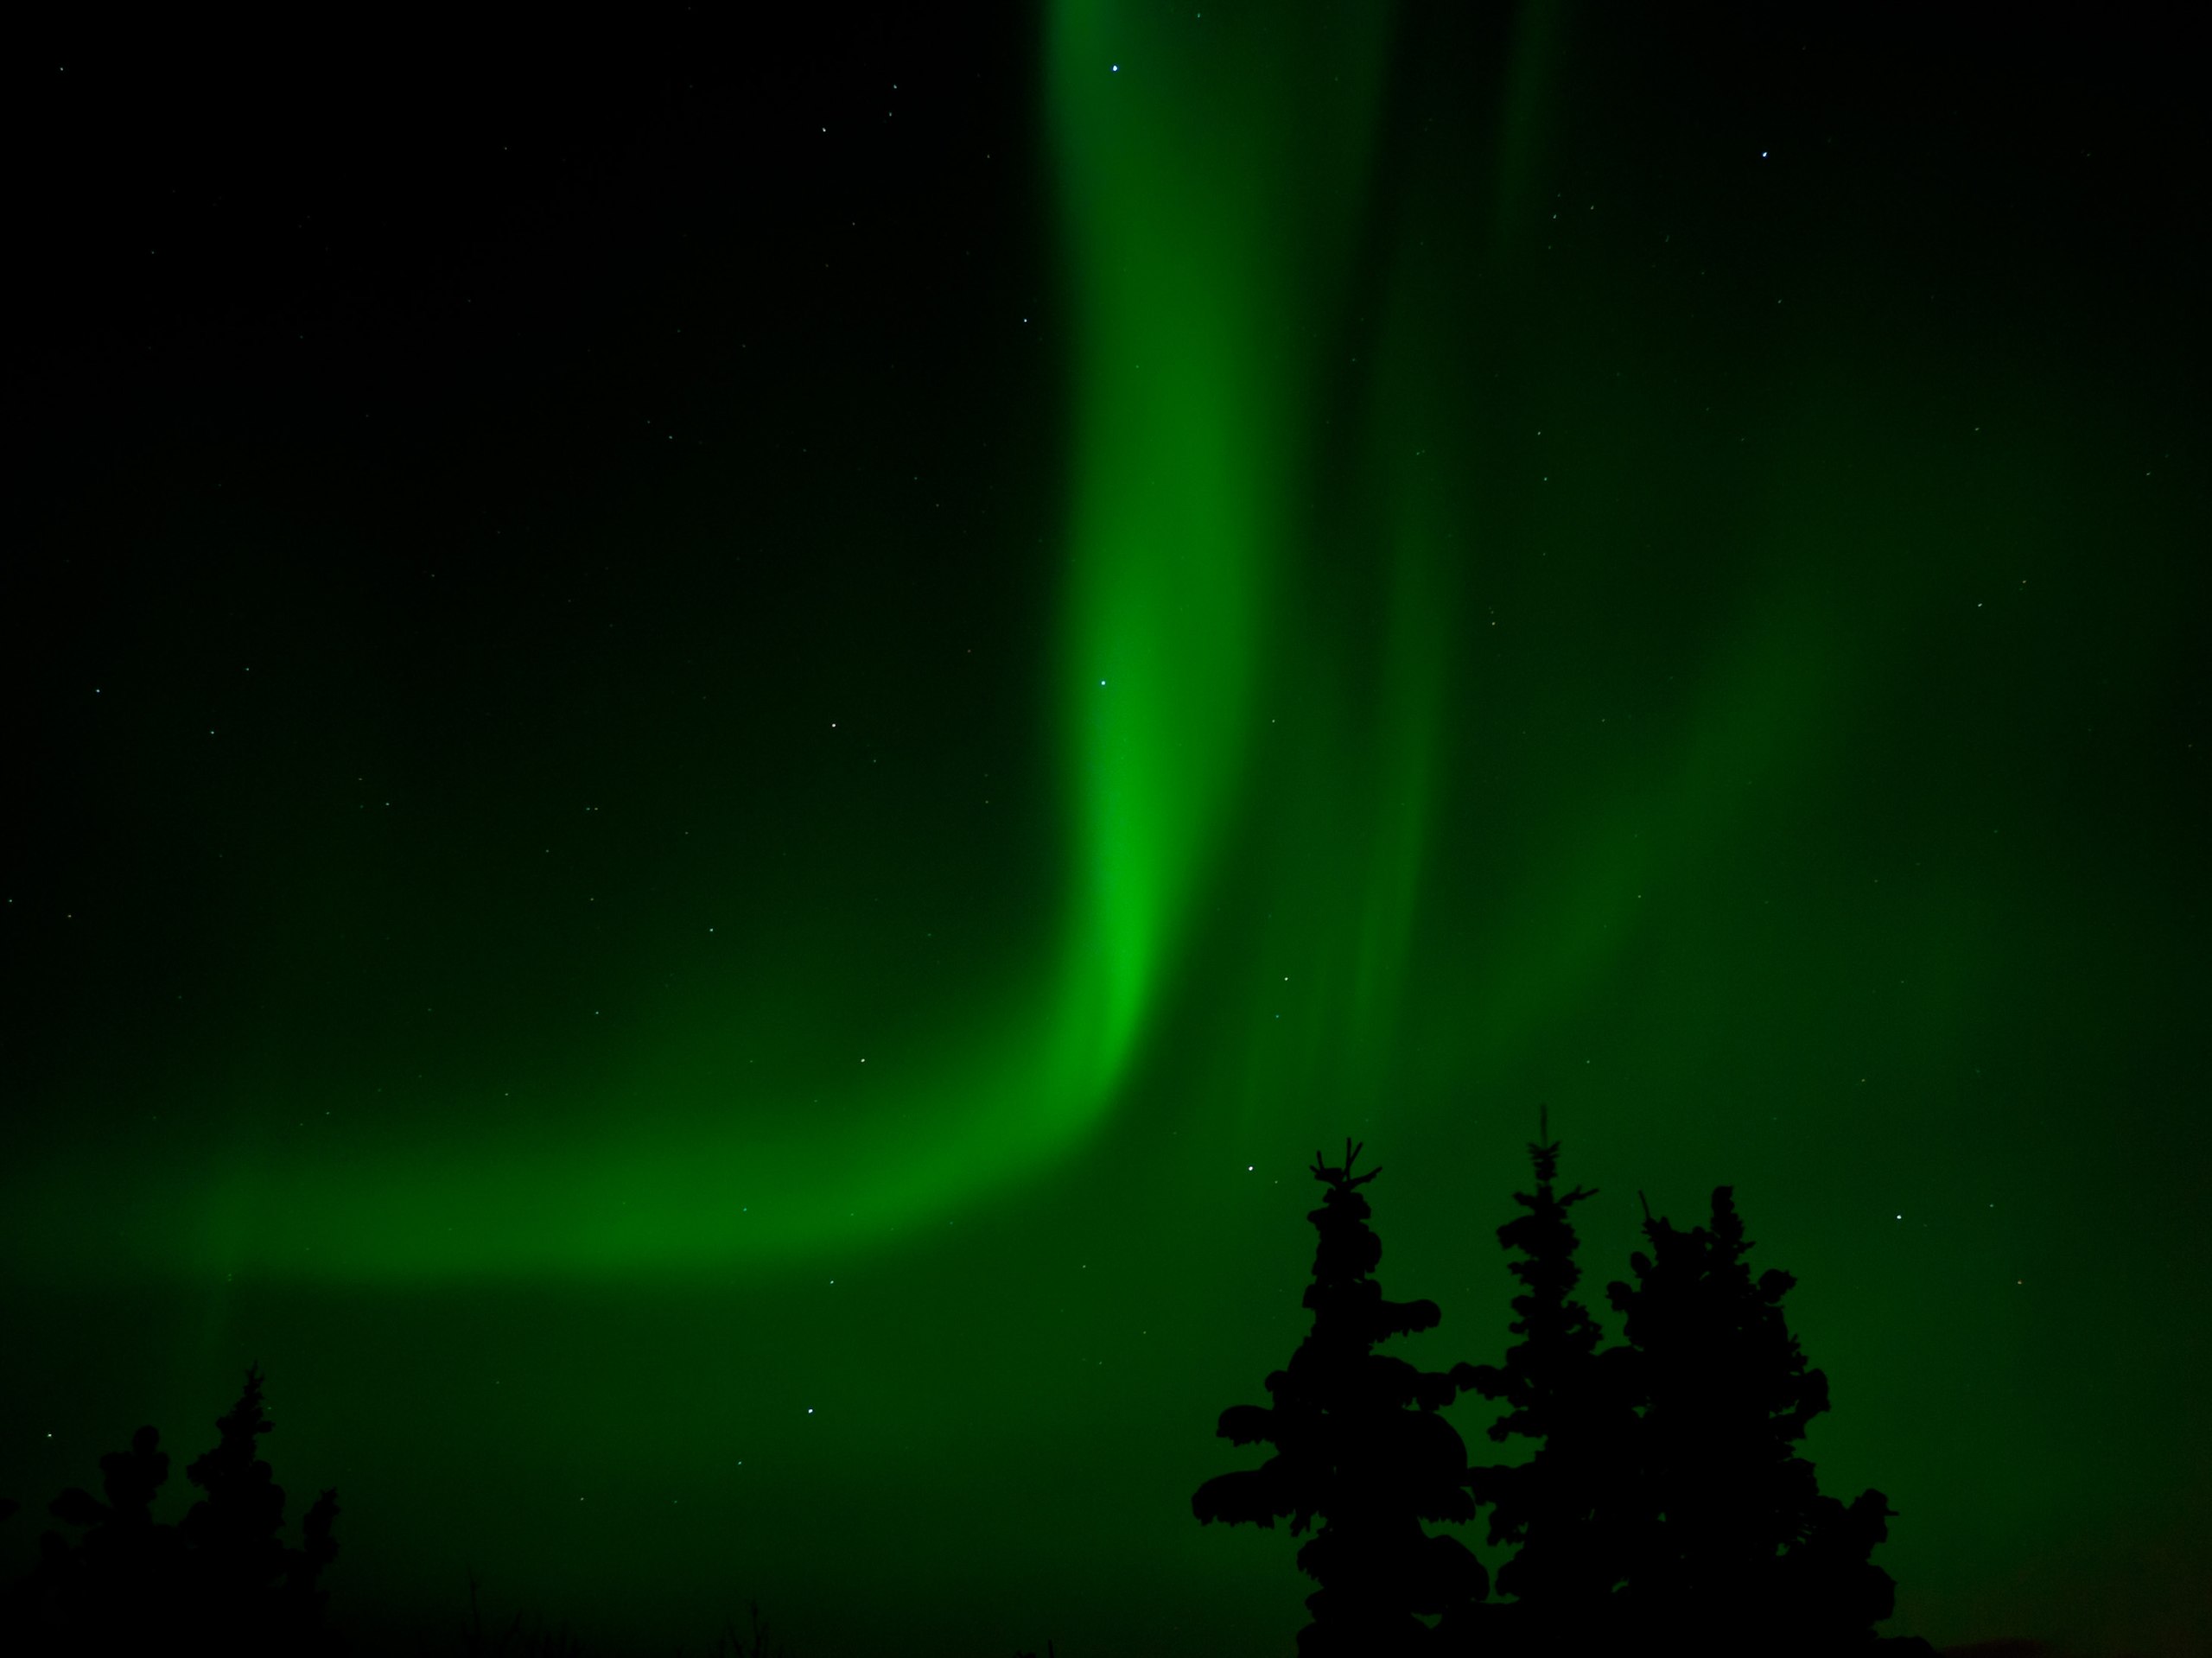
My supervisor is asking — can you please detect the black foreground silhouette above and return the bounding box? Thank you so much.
[4,1126,1951,1654]
[1194,1140,1488,1655]
[1,1361,340,1655]
[1194,1122,1941,1658]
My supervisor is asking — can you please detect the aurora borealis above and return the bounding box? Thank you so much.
[4,3,2205,1655]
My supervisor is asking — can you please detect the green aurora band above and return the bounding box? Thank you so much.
[67,3,1446,1286]
[10,10,2208,1652]
[35,3,1860,1287]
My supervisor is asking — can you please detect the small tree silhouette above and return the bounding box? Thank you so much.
[1454,1109,1638,1653]
[11,1421,183,1648]
[1193,1140,1488,1657]
[2,1363,340,1655]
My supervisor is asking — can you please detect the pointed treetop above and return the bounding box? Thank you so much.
[1311,1138,1378,1191]
[1529,1105,1561,1185]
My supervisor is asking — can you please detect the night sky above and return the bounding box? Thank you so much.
[3,5,2205,1656]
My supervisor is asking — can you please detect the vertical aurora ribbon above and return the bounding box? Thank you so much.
[1046,3,1397,1079]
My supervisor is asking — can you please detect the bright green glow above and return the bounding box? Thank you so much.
[7,11,2205,1656]
[23,4,1407,1287]
[14,3,1643,1284]
[1047,3,1394,1070]
[0,2,2033,1301]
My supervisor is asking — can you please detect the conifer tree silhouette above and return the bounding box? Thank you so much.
[1,1363,340,1655]
[1193,1140,1488,1658]
[10,1422,182,1649]
[177,1361,342,1651]
[1453,1109,1638,1653]
[1603,1185,1931,1656]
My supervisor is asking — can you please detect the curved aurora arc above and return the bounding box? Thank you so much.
[122,3,1422,1286]
[143,3,1702,1284]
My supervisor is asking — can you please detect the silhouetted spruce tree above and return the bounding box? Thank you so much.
[178,1361,342,1652]
[1603,1186,1930,1657]
[1193,1140,1488,1658]
[2,1363,340,1656]
[6,1431,170,1649]
[1452,1109,1639,1655]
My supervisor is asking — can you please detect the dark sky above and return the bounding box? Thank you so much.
[3,5,2205,1655]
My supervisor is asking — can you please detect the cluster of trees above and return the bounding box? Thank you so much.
[1194,1118,1939,1657]
[3,1121,1938,1655]
[1,1362,341,1655]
